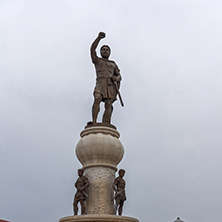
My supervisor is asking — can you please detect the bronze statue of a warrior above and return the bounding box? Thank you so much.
[73,169,89,215]
[112,169,126,215]
[90,32,122,124]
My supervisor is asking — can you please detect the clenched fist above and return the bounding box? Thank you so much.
[98,32,106,39]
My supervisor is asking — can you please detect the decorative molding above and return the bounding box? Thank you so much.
[80,126,120,138]
[85,167,115,214]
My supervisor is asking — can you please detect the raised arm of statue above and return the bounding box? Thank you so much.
[90,32,105,64]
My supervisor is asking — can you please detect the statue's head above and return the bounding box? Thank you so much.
[119,169,125,177]
[78,169,84,176]
[100,45,111,59]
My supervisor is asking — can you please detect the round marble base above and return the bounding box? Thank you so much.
[59,215,139,222]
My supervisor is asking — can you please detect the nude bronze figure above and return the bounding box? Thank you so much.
[112,169,126,215]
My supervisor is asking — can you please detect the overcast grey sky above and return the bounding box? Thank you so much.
[1,0,222,222]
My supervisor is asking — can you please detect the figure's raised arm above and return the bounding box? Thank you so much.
[90,32,105,63]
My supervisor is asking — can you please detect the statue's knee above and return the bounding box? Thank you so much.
[105,100,112,108]
[94,95,102,104]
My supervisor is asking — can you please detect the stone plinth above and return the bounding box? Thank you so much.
[76,125,124,170]
[59,215,139,222]
[75,125,124,214]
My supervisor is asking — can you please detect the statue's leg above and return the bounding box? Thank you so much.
[102,99,113,124]
[80,200,85,215]
[114,199,120,215]
[92,93,103,123]
[114,202,117,215]
[73,199,78,215]
[118,201,124,216]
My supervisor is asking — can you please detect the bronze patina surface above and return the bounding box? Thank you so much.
[112,169,126,216]
[73,169,89,215]
[90,32,122,125]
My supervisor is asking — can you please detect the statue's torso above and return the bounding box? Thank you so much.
[94,58,118,79]
[74,176,88,200]
[115,177,126,190]
[75,176,87,187]
[93,58,120,100]
[114,176,126,201]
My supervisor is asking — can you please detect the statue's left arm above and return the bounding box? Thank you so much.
[112,178,118,191]
[112,64,121,83]
[74,180,78,188]
[80,177,89,191]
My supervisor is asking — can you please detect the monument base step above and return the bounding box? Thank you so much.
[59,215,139,222]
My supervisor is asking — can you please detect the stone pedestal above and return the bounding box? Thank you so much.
[58,125,139,222]
[76,126,124,214]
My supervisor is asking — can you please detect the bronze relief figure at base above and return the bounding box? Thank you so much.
[73,169,89,215]
[112,169,126,216]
